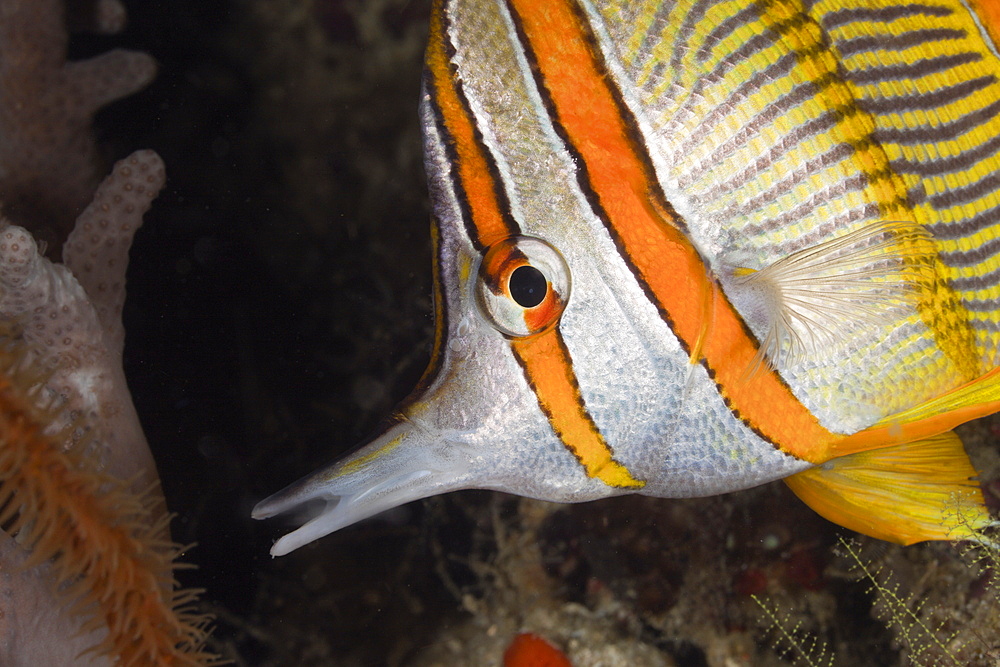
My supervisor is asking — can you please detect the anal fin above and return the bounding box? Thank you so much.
[832,365,1000,457]
[784,431,992,545]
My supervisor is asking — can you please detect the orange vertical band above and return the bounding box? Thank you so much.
[506,0,840,462]
[512,329,644,488]
[427,1,642,486]
[426,3,514,248]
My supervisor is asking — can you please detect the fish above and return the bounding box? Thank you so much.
[253,0,1000,556]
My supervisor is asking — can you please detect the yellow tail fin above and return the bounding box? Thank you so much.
[785,432,992,545]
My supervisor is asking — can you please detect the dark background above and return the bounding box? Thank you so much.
[92,0,456,663]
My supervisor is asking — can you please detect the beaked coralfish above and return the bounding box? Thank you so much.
[254,0,1000,556]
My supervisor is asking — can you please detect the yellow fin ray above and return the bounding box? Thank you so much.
[784,432,992,545]
[832,365,1000,458]
[733,221,934,374]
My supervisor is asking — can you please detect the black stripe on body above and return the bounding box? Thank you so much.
[874,97,1000,143]
[950,264,1000,291]
[929,170,1000,210]
[846,52,983,85]
[891,129,1000,176]
[926,202,1000,239]
[837,28,966,59]
[696,4,761,64]
[859,75,997,115]
[822,3,953,31]
[939,235,1000,266]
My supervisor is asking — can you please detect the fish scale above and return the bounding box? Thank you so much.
[254,0,1000,555]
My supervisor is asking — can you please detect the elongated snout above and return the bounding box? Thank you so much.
[252,416,475,556]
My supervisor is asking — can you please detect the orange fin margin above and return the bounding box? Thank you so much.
[830,365,1000,459]
[785,432,992,545]
[969,0,1000,51]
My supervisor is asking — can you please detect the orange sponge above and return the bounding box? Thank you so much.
[503,633,573,667]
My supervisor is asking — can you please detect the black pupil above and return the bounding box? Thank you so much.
[509,265,547,308]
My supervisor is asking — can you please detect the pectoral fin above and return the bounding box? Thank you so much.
[731,221,933,374]
[784,432,992,545]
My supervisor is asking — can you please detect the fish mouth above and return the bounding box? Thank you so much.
[252,418,473,556]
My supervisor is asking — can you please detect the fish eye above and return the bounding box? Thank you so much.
[508,265,547,308]
[474,235,571,337]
